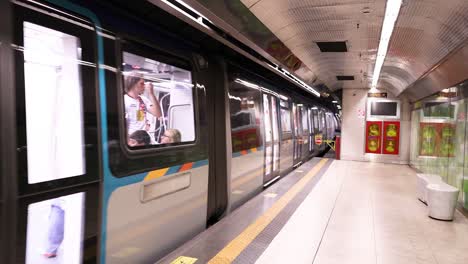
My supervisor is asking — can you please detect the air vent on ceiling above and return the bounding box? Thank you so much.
[336,75,355,81]
[316,41,348,52]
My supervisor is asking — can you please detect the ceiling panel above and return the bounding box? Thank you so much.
[377,0,468,94]
[240,0,468,95]
[242,0,385,91]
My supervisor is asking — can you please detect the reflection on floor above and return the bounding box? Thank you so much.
[258,160,468,264]
[322,148,336,159]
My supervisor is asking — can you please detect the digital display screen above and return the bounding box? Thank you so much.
[26,192,85,264]
[370,102,398,116]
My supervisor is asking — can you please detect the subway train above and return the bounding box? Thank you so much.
[0,0,340,263]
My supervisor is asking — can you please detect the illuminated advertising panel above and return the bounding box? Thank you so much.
[383,121,400,155]
[26,192,85,264]
[365,121,382,154]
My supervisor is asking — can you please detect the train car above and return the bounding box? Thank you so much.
[0,0,340,263]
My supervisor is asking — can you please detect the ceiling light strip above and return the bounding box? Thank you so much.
[371,0,403,89]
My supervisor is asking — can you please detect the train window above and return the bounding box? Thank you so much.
[271,98,279,141]
[308,109,314,132]
[22,22,86,184]
[229,78,262,152]
[301,107,308,133]
[280,100,291,133]
[263,95,272,143]
[25,192,85,264]
[312,109,319,131]
[280,108,292,133]
[320,111,326,131]
[292,104,299,135]
[122,51,195,148]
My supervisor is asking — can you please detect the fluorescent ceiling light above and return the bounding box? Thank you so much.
[371,0,403,89]
[278,67,320,97]
[235,78,283,98]
[160,0,211,30]
[332,101,338,103]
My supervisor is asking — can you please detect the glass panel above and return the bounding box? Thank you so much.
[292,104,297,159]
[273,144,279,172]
[292,104,297,134]
[26,192,85,263]
[301,107,308,134]
[229,79,262,152]
[410,89,466,207]
[280,107,291,133]
[327,113,334,138]
[313,110,319,131]
[308,109,313,151]
[265,146,272,175]
[263,94,272,143]
[23,22,85,184]
[122,51,195,146]
[448,97,465,204]
[308,109,313,134]
[271,97,279,141]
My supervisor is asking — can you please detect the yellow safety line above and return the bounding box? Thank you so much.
[208,158,329,264]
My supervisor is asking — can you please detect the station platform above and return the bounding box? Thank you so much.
[158,159,468,264]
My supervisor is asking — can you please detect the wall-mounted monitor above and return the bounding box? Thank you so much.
[367,99,400,120]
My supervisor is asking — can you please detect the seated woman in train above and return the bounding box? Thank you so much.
[124,73,162,137]
[160,129,181,144]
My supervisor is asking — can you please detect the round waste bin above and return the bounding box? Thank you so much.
[427,183,459,221]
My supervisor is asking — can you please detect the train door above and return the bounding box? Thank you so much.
[279,99,294,174]
[292,103,302,165]
[103,36,210,262]
[262,94,280,184]
[7,3,101,263]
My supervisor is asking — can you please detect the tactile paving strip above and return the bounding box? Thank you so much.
[232,160,333,264]
[157,158,332,264]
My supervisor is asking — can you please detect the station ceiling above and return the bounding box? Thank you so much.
[191,0,468,97]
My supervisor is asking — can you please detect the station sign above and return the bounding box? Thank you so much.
[368,92,387,98]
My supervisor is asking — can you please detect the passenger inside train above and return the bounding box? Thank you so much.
[123,73,162,135]
[160,128,182,144]
[127,130,152,147]
[122,52,195,146]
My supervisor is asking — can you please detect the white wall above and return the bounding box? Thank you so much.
[341,89,367,161]
[341,88,411,164]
